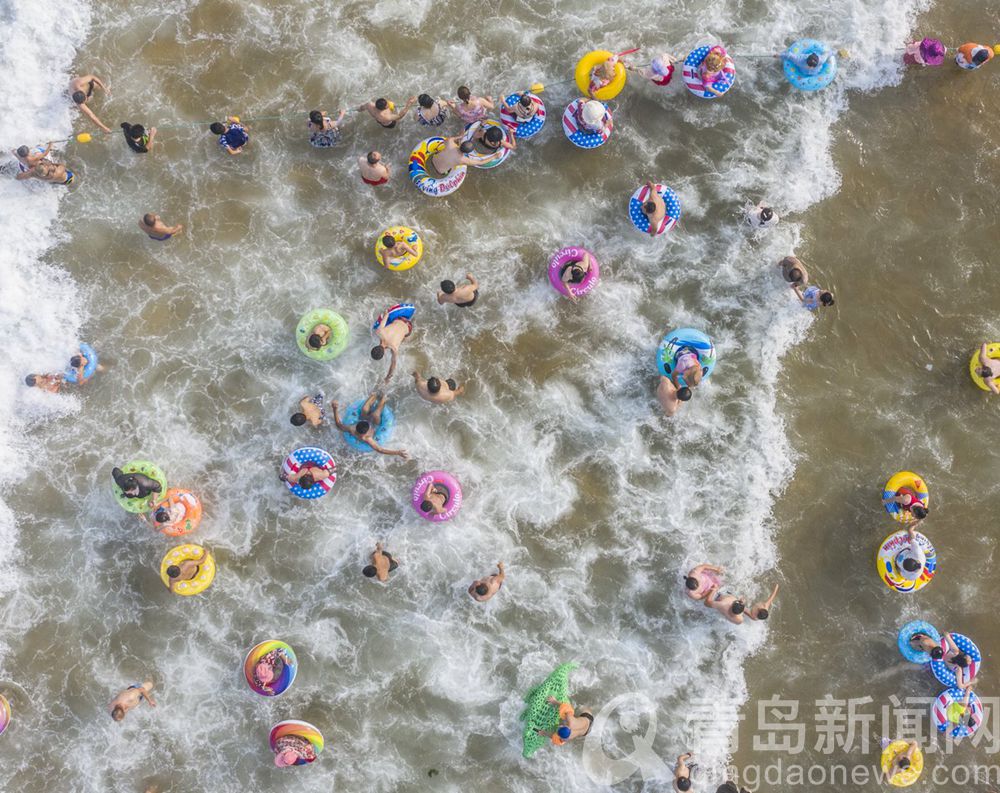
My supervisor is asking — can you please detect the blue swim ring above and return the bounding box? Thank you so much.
[657,328,717,385]
[783,39,838,91]
[341,399,395,453]
[372,303,416,333]
[64,342,98,384]
[897,620,941,664]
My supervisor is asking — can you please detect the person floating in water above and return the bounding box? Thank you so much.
[165,547,210,594]
[378,234,419,268]
[371,307,414,383]
[437,273,479,307]
[16,157,76,186]
[412,371,465,404]
[139,213,183,241]
[658,376,690,417]
[209,116,249,154]
[882,489,929,526]
[331,397,410,459]
[536,695,593,745]
[903,38,946,66]
[112,467,163,500]
[358,150,390,186]
[880,740,919,785]
[793,282,834,310]
[252,646,293,695]
[703,586,745,625]
[108,680,157,722]
[698,47,730,96]
[362,542,399,583]
[69,74,111,133]
[24,373,64,393]
[469,562,505,602]
[290,392,325,427]
[942,633,977,690]
[976,342,1000,394]
[627,53,677,86]
[416,93,448,126]
[358,96,416,128]
[305,320,333,355]
[280,464,332,490]
[504,93,540,123]
[744,200,779,229]
[472,123,517,155]
[746,583,780,621]
[308,109,346,148]
[588,54,619,97]
[640,180,666,236]
[446,86,494,124]
[577,99,612,138]
[559,251,593,303]
[120,122,156,153]
[673,751,695,791]
[273,734,316,767]
[955,42,994,70]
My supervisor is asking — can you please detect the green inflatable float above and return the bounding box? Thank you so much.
[112,460,167,514]
[295,308,349,362]
[519,662,578,758]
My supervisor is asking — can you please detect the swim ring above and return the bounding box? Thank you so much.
[657,328,717,385]
[112,460,167,514]
[548,246,600,299]
[520,662,579,758]
[882,471,929,524]
[575,50,627,100]
[282,447,336,500]
[411,471,463,522]
[561,99,613,149]
[295,309,348,362]
[783,39,838,91]
[63,342,98,384]
[499,93,547,139]
[341,399,396,453]
[374,227,423,272]
[875,530,937,593]
[372,303,415,334]
[269,720,325,765]
[932,687,983,739]
[682,45,736,99]
[244,640,298,697]
[879,740,923,787]
[969,343,1000,391]
[931,633,981,688]
[897,620,941,664]
[628,183,681,235]
[149,488,202,536]
[0,694,9,737]
[408,137,467,197]
[159,543,216,596]
[460,120,514,169]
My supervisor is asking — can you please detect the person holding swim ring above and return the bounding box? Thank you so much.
[152,498,186,530]
[473,123,517,155]
[253,646,293,695]
[438,273,479,307]
[640,180,667,236]
[416,94,448,126]
[469,562,505,602]
[280,465,332,489]
[976,342,1000,394]
[362,542,399,583]
[955,42,994,70]
[698,47,729,97]
[139,213,183,241]
[371,310,414,383]
[112,467,162,500]
[413,371,465,404]
[943,633,977,689]
[537,695,593,744]
[358,151,391,186]
[658,376,690,417]
[894,526,927,582]
[420,481,451,517]
[882,489,929,526]
[673,752,695,791]
[331,397,410,459]
[506,93,539,122]
[744,200,779,230]
[358,96,416,128]
[379,234,420,269]
[165,548,210,594]
[560,251,594,304]
[684,564,725,601]
[447,86,494,124]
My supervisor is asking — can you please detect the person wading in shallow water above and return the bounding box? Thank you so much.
[468,562,505,602]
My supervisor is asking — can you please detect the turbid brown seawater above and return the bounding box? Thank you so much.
[5,0,999,791]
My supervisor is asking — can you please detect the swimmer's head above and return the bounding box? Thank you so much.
[901,557,922,573]
[355,420,371,435]
[459,140,476,154]
[143,213,156,227]
[704,51,725,72]
[70,355,82,368]
[974,49,990,65]
[755,608,769,620]
[362,565,377,578]
[427,377,441,394]
[684,576,698,590]
[166,565,181,579]
[582,100,605,128]
[440,280,456,294]
[678,387,693,401]
[475,583,489,596]
[898,757,911,770]
[290,413,307,427]
[978,367,994,378]
[299,473,315,489]
[557,726,572,740]
[209,122,226,135]
[519,94,532,108]
[931,647,944,660]
[955,653,970,669]
[457,85,472,102]
[760,207,774,222]
[819,291,835,307]
[367,151,380,165]
[382,234,396,249]
[788,268,803,282]
[111,706,125,721]
[731,601,745,615]
[570,266,585,283]
[484,126,503,145]
[370,345,385,360]
[72,91,87,105]
[806,53,820,68]
[308,334,324,350]
[153,508,170,524]
[677,780,691,792]
[309,110,323,124]
[418,93,434,108]
[911,505,928,519]
[16,145,29,158]
[374,97,389,111]
[643,200,656,215]
[420,500,433,512]
[127,124,145,139]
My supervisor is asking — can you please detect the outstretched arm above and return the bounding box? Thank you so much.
[383,348,398,384]
[330,401,349,432]
[79,104,111,133]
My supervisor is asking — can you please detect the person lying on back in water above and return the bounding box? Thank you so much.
[537,695,593,745]
[641,180,666,236]
[703,586,745,625]
[658,376,690,417]
[469,562,505,602]
[976,342,1000,394]
[165,547,210,593]
[908,631,945,660]
[412,371,465,404]
[24,373,64,393]
[378,234,419,268]
[362,542,399,583]
[331,397,410,459]
[437,273,479,306]
[358,96,416,128]
[684,564,725,601]
[431,136,490,173]
[138,213,183,241]
[746,583,780,621]
[112,467,163,499]
[673,752,695,792]
[109,680,156,722]
[290,393,325,427]
[70,74,111,133]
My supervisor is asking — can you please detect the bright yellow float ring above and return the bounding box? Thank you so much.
[969,343,1000,392]
[160,544,216,596]
[574,50,627,100]
[374,226,423,272]
[880,740,923,787]
[882,471,928,524]
[876,530,937,593]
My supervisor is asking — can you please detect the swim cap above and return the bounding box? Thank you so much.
[582,100,605,127]
[557,726,572,740]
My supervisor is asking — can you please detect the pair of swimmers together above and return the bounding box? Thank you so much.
[684,564,780,626]
[286,395,410,460]
[907,631,977,689]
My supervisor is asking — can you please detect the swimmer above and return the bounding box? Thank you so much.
[683,564,725,602]
[308,109,346,148]
[16,158,77,186]
[150,497,186,530]
[437,273,479,307]
[777,255,809,286]
[358,96,416,128]
[69,74,111,133]
[109,680,156,722]
[12,142,52,170]
[536,695,593,745]
[412,371,465,404]
[699,47,730,96]
[793,283,834,310]
[559,251,593,303]
[273,732,317,767]
[371,307,414,382]
[209,117,249,155]
[362,542,399,583]
[746,583,780,621]
[784,48,833,76]
[658,376,691,417]
[378,234,419,269]
[359,151,391,186]
[588,54,619,97]
[674,752,695,792]
[138,213,183,241]
[880,740,919,785]
[744,200,779,229]
[23,373,64,394]
[703,586,745,625]
[473,123,517,153]
[305,322,332,353]
[251,645,293,695]
[975,342,1000,395]
[627,53,678,86]
[577,99,611,136]
[955,43,994,70]
[290,392,326,428]
[416,94,448,126]
[894,526,927,582]
[120,122,156,154]
[882,489,928,526]
[68,348,103,385]
[446,86,495,124]
[164,547,210,594]
[469,562,505,602]
[431,135,494,173]
[640,180,666,236]
[331,397,410,459]
[420,481,451,517]
[112,467,163,500]
[672,347,704,391]
[943,633,976,689]
[903,38,946,67]
[908,631,945,660]
[279,465,332,489]
[504,93,539,122]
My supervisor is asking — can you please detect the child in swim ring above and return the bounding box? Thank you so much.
[699,47,730,96]
[903,38,946,66]
[955,43,994,70]
[589,55,618,96]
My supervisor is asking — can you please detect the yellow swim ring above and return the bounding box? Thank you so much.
[876,530,937,594]
[160,544,216,596]
[575,50,627,100]
[969,343,1000,392]
[374,227,423,272]
[882,471,928,524]
[880,740,923,787]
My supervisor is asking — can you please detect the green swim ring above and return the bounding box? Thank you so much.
[112,460,167,514]
[519,662,578,758]
[295,308,349,361]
